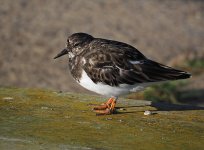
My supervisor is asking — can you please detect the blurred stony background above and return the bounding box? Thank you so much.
[0,0,204,104]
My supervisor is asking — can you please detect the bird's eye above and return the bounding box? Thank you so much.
[74,43,80,47]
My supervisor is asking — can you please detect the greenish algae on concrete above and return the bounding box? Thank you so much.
[0,87,204,150]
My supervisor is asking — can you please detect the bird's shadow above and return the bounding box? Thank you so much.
[150,102,204,111]
[114,102,204,114]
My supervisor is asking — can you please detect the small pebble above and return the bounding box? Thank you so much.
[144,110,152,116]
[119,108,126,111]
[106,117,112,120]
[64,116,71,119]
[41,106,49,110]
[118,119,123,122]
[3,97,14,100]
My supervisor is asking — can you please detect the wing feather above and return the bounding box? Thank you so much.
[82,39,190,86]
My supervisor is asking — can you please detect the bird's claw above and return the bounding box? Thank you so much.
[93,97,117,115]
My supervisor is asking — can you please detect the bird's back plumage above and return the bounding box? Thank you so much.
[80,38,190,87]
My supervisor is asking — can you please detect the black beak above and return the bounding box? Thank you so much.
[54,48,69,59]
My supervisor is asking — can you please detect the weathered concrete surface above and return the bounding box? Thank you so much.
[0,87,203,150]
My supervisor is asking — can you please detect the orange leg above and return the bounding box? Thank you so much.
[93,97,114,110]
[93,97,117,115]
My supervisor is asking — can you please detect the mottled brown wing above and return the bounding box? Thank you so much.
[82,43,149,86]
[82,39,190,86]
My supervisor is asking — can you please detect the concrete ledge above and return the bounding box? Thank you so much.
[0,87,203,150]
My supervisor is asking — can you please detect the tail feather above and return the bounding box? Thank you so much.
[141,60,191,82]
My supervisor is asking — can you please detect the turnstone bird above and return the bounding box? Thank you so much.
[54,33,191,115]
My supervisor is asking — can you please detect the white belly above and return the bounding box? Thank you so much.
[78,70,151,97]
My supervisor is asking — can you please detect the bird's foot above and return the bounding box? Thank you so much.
[93,97,114,110]
[93,98,117,115]
[94,108,113,115]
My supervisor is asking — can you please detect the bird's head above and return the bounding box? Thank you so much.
[54,33,94,59]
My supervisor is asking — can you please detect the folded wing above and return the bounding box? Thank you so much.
[82,40,191,86]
